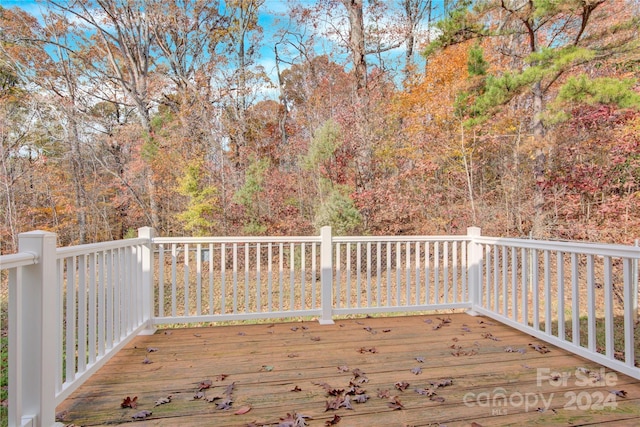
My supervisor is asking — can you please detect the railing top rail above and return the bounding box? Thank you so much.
[153,236,322,244]
[474,235,640,258]
[0,251,38,270]
[56,237,149,259]
[333,235,470,243]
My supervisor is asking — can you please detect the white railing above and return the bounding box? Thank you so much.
[1,226,639,427]
[1,229,154,427]
[469,235,640,381]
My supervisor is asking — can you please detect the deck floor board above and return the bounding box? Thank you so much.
[56,313,640,426]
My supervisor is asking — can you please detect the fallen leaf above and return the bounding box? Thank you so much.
[394,381,410,391]
[291,385,302,392]
[291,326,299,331]
[387,396,404,410]
[382,329,392,333]
[216,398,233,410]
[610,389,627,397]
[430,396,445,402]
[278,412,311,427]
[154,395,172,406]
[529,343,550,354]
[216,374,228,381]
[142,356,152,364]
[198,379,213,390]
[288,353,299,358]
[147,347,159,352]
[481,332,500,341]
[261,365,274,372]
[121,396,138,408]
[193,391,206,400]
[325,414,341,425]
[131,410,152,420]
[337,365,350,372]
[377,389,390,399]
[471,422,483,427]
[310,336,321,341]
[415,388,437,397]
[411,367,422,375]
[431,378,453,388]
[352,394,369,403]
[234,405,252,415]
[415,357,425,363]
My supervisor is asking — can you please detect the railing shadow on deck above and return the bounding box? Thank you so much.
[1,226,639,427]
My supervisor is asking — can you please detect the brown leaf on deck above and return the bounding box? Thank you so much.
[387,396,404,410]
[121,396,138,408]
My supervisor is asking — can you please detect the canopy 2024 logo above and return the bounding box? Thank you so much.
[463,367,621,415]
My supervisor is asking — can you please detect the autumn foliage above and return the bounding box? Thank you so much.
[1,0,639,252]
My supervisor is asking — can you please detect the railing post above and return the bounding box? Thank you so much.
[319,226,334,325]
[138,227,156,335]
[466,227,482,316]
[13,231,59,427]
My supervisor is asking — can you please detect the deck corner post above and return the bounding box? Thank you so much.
[138,227,156,335]
[319,226,335,325]
[16,231,58,427]
[466,227,482,316]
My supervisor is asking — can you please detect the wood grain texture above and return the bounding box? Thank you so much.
[56,313,640,426]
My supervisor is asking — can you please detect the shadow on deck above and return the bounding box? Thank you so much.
[56,313,640,427]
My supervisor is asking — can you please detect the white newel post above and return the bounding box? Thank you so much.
[466,227,482,316]
[138,227,156,335]
[319,226,334,325]
[14,231,58,427]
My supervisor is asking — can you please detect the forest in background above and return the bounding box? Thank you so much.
[1,0,639,253]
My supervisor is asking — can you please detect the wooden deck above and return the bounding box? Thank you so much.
[56,313,640,426]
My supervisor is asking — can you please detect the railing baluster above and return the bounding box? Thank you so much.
[586,254,596,352]
[184,243,190,316]
[532,249,539,330]
[544,250,551,335]
[396,242,401,305]
[434,242,439,305]
[335,243,341,309]
[171,244,177,317]
[376,242,382,307]
[522,247,528,326]
[571,252,579,345]
[66,256,77,383]
[511,247,517,322]
[386,242,391,306]
[415,242,421,305]
[257,242,262,312]
[278,243,283,310]
[312,242,317,309]
[356,242,362,308]
[268,243,273,312]
[367,242,372,308]
[453,241,459,304]
[245,243,250,313]
[221,243,227,314]
[557,251,565,341]
[209,243,214,315]
[289,242,295,310]
[301,242,306,310]
[88,252,97,365]
[623,258,635,366]
[604,256,614,358]
[425,242,430,305]
[346,243,351,308]
[233,243,238,313]
[196,243,202,316]
[405,242,410,306]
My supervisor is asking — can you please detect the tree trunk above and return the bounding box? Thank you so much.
[342,0,367,91]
